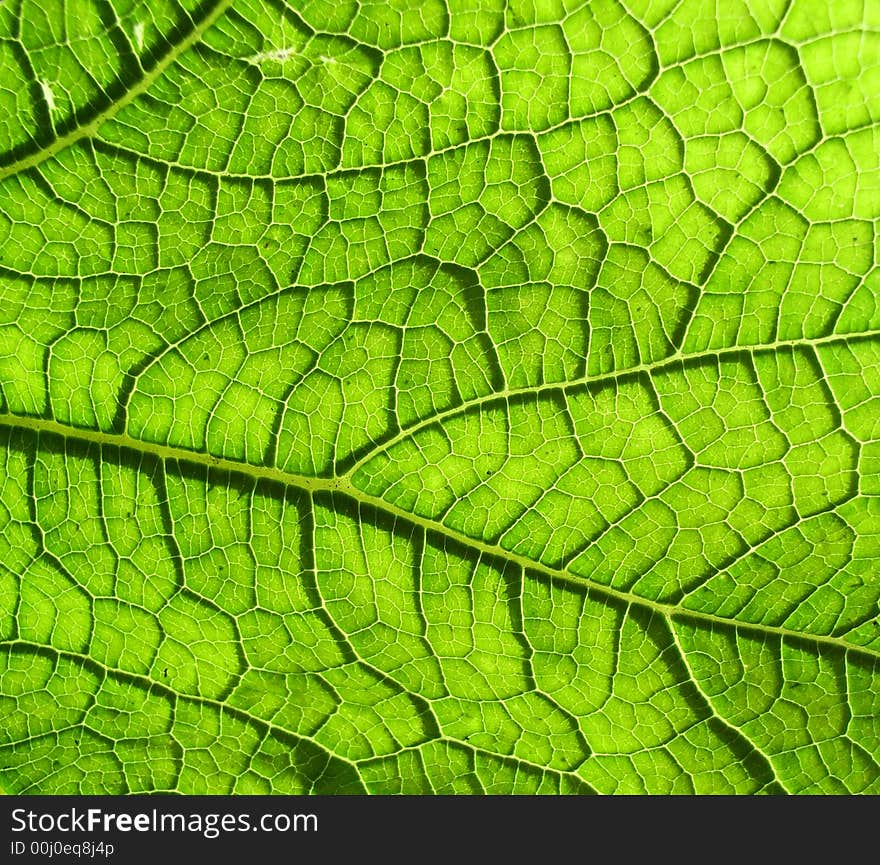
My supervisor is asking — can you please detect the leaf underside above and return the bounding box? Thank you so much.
[0,0,879,794]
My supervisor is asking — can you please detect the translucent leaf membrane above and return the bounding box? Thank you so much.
[1,0,879,794]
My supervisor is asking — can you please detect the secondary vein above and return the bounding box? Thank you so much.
[0,0,235,183]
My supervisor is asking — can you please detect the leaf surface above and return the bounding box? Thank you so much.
[1,0,879,794]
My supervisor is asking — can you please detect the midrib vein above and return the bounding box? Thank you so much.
[0,0,235,182]
[1,412,877,664]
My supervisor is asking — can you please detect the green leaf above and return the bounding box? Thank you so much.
[1,0,879,795]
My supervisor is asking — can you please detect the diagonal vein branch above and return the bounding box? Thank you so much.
[1,411,877,664]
